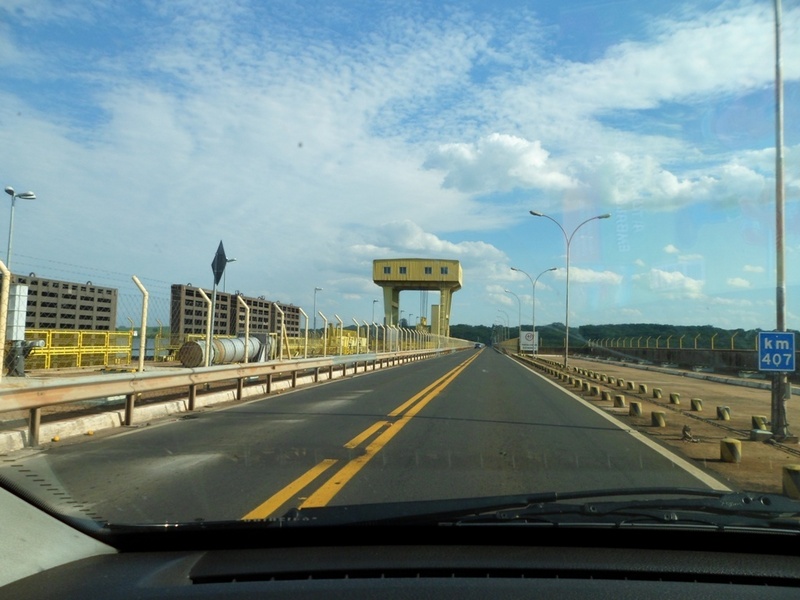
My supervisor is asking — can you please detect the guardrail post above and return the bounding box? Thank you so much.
[291,370,298,388]
[266,373,273,394]
[125,393,136,426]
[29,408,41,447]
[237,377,244,400]
[188,384,197,411]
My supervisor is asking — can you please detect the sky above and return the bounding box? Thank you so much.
[1,0,799,332]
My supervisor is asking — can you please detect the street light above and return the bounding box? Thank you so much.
[223,258,237,293]
[530,210,611,369]
[497,310,509,341]
[312,287,323,336]
[4,187,36,269]
[531,267,557,355]
[504,289,521,347]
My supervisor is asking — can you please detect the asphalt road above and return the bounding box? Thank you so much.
[0,349,727,524]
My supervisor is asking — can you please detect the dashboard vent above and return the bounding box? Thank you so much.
[192,568,800,586]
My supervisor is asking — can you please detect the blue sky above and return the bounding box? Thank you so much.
[1,0,798,331]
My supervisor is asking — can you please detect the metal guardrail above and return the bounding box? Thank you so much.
[0,348,461,447]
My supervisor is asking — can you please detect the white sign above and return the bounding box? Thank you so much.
[520,331,538,352]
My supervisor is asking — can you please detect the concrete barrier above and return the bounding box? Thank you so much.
[751,415,768,430]
[638,383,648,394]
[651,411,666,427]
[629,401,642,417]
[717,406,731,421]
[720,438,741,463]
[783,465,800,499]
[613,394,626,408]
[669,392,681,405]
[690,398,703,411]
[653,388,662,399]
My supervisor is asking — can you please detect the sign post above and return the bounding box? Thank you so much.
[204,241,228,367]
[758,331,795,441]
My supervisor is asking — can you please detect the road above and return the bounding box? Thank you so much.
[0,349,727,524]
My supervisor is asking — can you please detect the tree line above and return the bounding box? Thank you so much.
[450,323,797,351]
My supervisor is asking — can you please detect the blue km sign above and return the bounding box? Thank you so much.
[758,332,796,372]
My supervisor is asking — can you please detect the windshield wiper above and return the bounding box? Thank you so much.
[281,488,800,530]
[452,491,800,530]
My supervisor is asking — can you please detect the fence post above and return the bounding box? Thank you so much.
[125,393,136,426]
[29,408,41,447]
[131,276,149,372]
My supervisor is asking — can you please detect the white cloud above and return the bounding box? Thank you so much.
[727,277,751,289]
[744,265,765,273]
[663,245,680,254]
[424,133,577,194]
[553,266,622,285]
[634,259,646,267]
[633,269,704,299]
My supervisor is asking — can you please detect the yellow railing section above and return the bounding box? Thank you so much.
[21,327,472,370]
[24,330,133,370]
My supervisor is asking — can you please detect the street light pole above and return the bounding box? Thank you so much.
[223,258,237,293]
[313,287,322,336]
[772,0,791,440]
[532,267,557,354]
[4,187,36,269]
[511,266,556,355]
[530,211,611,369]
[497,310,510,341]
[504,289,522,349]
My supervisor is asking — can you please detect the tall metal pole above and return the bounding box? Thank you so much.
[530,211,610,370]
[772,0,791,440]
[4,188,35,270]
[511,267,535,339]
[533,267,557,355]
[7,194,16,269]
[504,289,522,349]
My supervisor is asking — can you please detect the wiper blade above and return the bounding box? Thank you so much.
[99,489,800,532]
[455,491,800,530]
[282,487,756,525]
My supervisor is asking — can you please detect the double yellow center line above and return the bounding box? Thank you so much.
[241,351,480,520]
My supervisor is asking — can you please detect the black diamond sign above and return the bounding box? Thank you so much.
[211,241,227,286]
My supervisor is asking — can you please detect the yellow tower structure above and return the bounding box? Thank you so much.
[372,259,462,336]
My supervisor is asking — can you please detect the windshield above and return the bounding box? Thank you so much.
[1,0,799,532]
